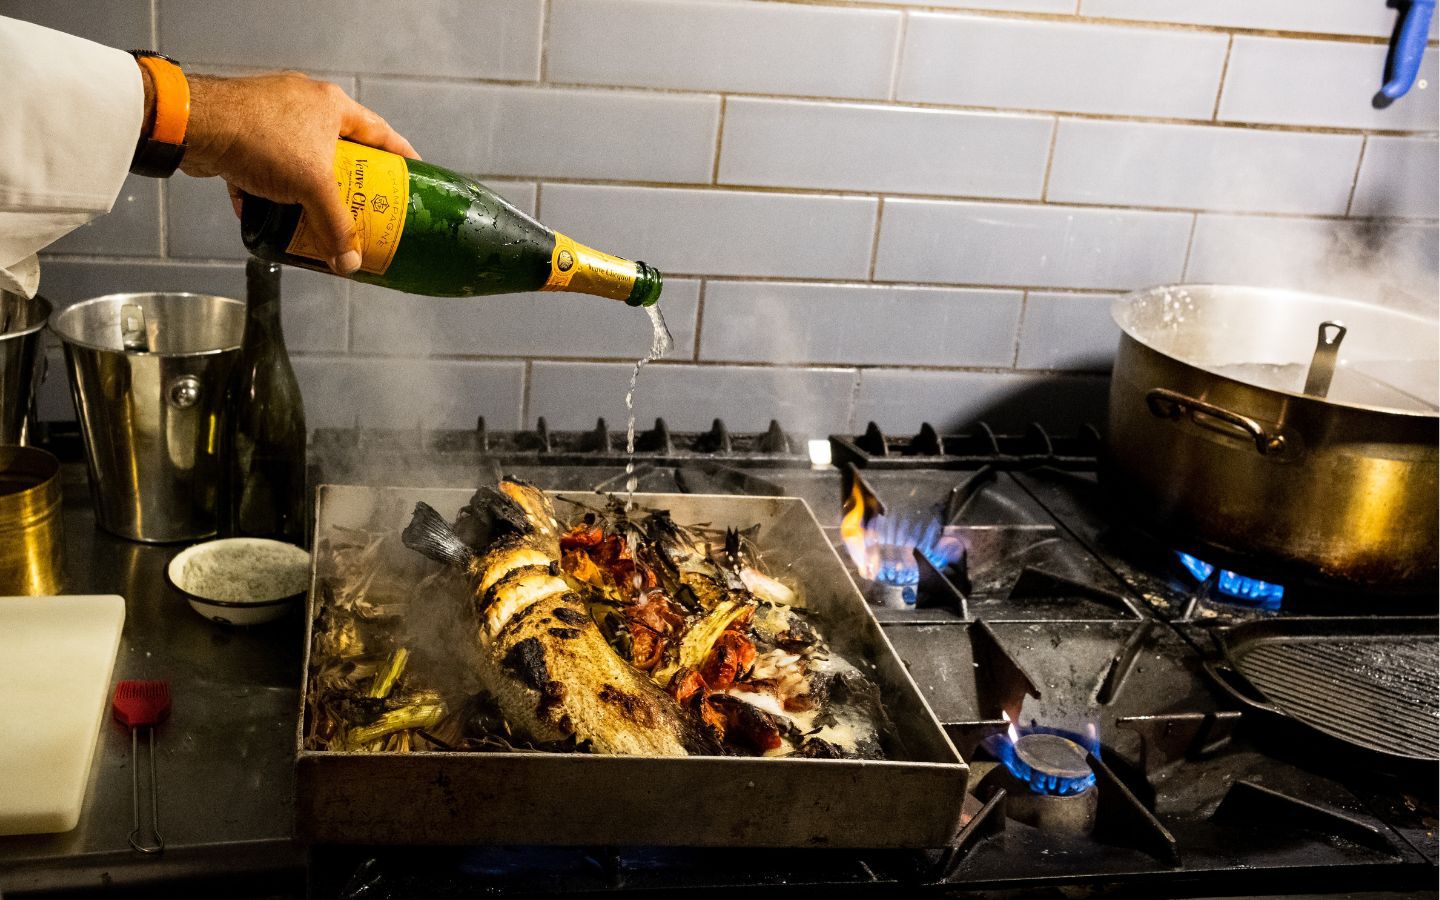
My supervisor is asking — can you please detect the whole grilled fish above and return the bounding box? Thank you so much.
[402,479,715,756]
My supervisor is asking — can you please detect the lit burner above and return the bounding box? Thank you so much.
[1177,551,1284,608]
[985,719,1099,796]
[982,717,1100,834]
[866,514,962,587]
[840,479,963,607]
[1001,733,1095,796]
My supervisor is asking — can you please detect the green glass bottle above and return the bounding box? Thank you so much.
[240,140,662,306]
[229,257,307,545]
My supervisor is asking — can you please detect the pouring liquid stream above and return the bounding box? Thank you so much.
[624,304,674,509]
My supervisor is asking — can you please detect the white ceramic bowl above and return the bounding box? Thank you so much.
[167,538,310,626]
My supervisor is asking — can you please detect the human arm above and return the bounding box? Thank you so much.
[0,16,142,297]
[0,15,419,298]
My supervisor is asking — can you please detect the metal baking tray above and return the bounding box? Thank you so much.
[1207,616,1439,768]
[296,485,968,848]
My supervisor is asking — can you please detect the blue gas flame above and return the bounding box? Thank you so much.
[1177,552,1284,609]
[867,514,964,588]
[984,722,1100,796]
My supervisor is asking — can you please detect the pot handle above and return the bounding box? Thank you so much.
[1146,388,1287,456]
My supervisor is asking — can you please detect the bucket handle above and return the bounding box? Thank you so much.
[1146,388,1287,456]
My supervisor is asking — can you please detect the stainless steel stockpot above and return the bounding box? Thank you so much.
[1102,284,1438,591]
[50,292,247,543]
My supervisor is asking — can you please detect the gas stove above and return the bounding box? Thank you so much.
[306,419,1438,900]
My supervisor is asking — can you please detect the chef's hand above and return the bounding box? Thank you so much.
[169,70,420,275]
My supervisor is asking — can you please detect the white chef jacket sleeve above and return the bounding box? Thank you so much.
[0,16,145,298]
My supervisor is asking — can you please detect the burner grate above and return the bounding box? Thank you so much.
[831,421,1101,470]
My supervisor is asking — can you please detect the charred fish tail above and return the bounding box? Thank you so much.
[402,502,476,569]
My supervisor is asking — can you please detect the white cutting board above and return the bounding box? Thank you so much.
[0,595,125,836]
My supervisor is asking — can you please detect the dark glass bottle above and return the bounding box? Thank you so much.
[241,140,662,306]
[230,257,307,544]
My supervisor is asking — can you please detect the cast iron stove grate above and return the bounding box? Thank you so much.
[830,421,1102,470]
[311,416,811,469]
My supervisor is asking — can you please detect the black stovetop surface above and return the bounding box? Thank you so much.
[305,423,1439,900]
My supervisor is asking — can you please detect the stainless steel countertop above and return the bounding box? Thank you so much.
[0,463,305,895]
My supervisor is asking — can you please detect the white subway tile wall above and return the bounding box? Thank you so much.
[1047,121,1363,215]
[547,0,900,99]
[874,199,1193,289]
[1079,0,1438,39]
[357,81,721,184]
[539,185,879,279]
[897,15,1230,118]
[16,0,1436,437]
[1351,137,1440,219]
[718,99,1053,199]
[1218,38,1439,131]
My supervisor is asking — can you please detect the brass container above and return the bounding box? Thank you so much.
[0,446,63,595]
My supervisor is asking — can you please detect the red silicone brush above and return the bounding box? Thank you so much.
[112,680,170,854]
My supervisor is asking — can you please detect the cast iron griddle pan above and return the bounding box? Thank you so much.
[1206,617,1439,766]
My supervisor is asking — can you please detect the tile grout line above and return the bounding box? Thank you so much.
[691,279,708,362]
[274,350,1121,380]
[46,170,1440,229]
[1211,35,1235,121]
[287,346,1113,376]
[750,0,1406,45]
[887,11,909,102]
[1179,212,1200,280]
[156,182,169,259]
[710,96,728,185]
[538,0,552,83]
[1012,291,1028,368]
[1344,136,1371,217]
[866,198,886,281]
[459,178,1438,220]
[845,368,863,433]
[289,71,1439,139]
[38,252,1434,296]
[520,360,534,429]
[1039,117,1060,201]
[344,282,355,353]
[151,2,166,256]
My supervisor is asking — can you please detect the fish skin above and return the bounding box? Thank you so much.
[406,479,715,756]
[485,592,717,755]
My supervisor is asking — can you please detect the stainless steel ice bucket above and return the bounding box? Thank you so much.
[0,290,51,445]
[50,292,247,543]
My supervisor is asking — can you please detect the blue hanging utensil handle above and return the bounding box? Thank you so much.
[1381,0,1435,100]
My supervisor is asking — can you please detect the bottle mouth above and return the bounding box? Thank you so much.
[626,262,663,307]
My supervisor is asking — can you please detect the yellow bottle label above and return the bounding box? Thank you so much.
[286,141,409,275]
[544,232,638,302]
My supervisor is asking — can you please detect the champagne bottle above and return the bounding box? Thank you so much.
[241,140,662,306]
[230,257,307,545]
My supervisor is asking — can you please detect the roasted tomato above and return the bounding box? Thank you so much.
[560,523,605,551]
[700,630,757,691]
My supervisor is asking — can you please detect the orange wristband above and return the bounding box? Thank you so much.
[130,52,190,178]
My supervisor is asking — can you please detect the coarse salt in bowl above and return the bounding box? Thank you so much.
[167,538,310,626]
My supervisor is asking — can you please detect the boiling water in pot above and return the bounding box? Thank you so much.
[1205,361,1438,412]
